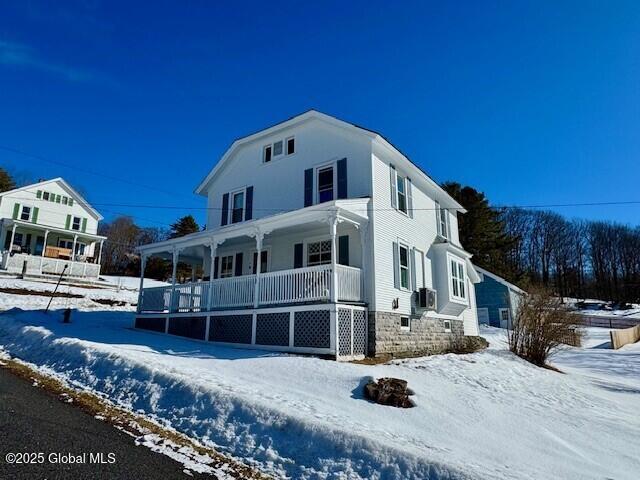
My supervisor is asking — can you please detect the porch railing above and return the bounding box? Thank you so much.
[138,264,363,313]
[1,252,101,278]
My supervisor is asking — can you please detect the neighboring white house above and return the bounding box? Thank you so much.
[136,110,481,360]
[0,178,106,279]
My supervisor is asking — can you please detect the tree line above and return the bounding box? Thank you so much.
[444,182,640,304]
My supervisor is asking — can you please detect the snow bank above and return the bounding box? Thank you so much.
[0,310,638,479]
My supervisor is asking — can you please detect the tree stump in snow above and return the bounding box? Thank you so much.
[364,377,414,408]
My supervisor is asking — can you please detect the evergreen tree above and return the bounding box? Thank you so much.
[169,215,200,239]
[442,182,516,280]
[0,168,16,193]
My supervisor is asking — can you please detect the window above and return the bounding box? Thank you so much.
[400,316,410,331]
[399,243,410,290]
[58,239,73,250]
[436,202,449,239]
[396,174,407,213]
[20,206,32,221]
[273,140,283,157]
[450,257,466,301]
[263,145,272,163]
[444,320,452,332]
[220,255,234,278]
[317,166,334,203]
[307,240,331,266]
[231,191,245,224]
[263,137,294,163]
[62,196,68,205]
[499,308,511,324]
[42,191,50,201]
[71,216,82,231]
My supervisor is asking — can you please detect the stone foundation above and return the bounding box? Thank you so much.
[368,311,464,357]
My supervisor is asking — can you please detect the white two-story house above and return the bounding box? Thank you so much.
[136,111,480,360]
[0,178,106,279]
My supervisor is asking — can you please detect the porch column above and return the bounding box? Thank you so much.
[170,248,180,313]
[97,240,104,265]
[9,224,17,251]
[207,240,218,310]
[253,229,264,308]
[41,230,49,257]
[359,223,368,302]
[137,254,147,313]
[71,234,78,261]
[329,214,339,303]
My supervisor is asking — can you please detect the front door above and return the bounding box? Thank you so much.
[34,236,45,256]
[252,250,269,274]
[499,308,511,329]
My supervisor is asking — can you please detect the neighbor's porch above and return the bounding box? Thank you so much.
[0,219,105,278]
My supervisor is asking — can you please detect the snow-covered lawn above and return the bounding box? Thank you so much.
[0,295,638,480]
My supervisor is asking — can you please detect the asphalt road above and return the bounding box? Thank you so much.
[0,367,208,479]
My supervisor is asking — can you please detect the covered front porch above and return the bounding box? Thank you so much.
[0,219,105,279]
[137,200,370,313]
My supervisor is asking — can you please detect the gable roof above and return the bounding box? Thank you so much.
[194,110,465,212]
[0,177,103,220]
[474,266,526,295]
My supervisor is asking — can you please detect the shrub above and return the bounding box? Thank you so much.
[508,288,583,367]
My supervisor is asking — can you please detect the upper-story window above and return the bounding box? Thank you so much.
[231,190,245,224]
[396,174,407,214]
[20,205,32,221]
[450,257,466,301]
[71,216,82,231]
[389,165,412,216]
[42,191,50,201]
[317,165,335,203]
[263,137,295,163]
[436,202,450,239]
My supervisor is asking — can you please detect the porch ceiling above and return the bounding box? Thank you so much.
[139,198,370,257]
[2,219,107,241]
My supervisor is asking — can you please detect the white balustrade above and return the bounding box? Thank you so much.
[139,265,363,313]
[336,264,362,302]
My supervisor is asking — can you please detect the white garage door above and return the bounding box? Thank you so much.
[477,307,489,325]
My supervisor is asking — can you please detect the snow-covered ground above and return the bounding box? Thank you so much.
[0,285,638,480]
[0,275,166,310]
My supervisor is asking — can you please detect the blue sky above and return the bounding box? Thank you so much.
[1,0,639,228]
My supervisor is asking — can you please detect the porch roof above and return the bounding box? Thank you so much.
[2,219,107,242]
[138,198,370,256]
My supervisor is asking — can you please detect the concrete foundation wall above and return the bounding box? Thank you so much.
[368,310,464,357]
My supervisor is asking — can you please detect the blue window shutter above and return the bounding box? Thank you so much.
[337,158,348,199]
[294,243,303,268]
[12,203,20,220]
[234,252,243,276]
[392,241,399,289]
[338,235,349,266]
[245,186,253,220]
[389,164,397,209]
[406,177,413,218]
[213,256,219,279]
[304,168,313,207]
[221,193,229,226]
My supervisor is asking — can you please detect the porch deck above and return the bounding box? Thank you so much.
[139,264,362,313]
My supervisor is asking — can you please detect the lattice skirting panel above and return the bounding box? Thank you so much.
[168,316,207,340]
[135,316,166,333]
[210,314,253,344]
[256,312,290,346]
[135,303,367,360]
[336,306,368,360]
